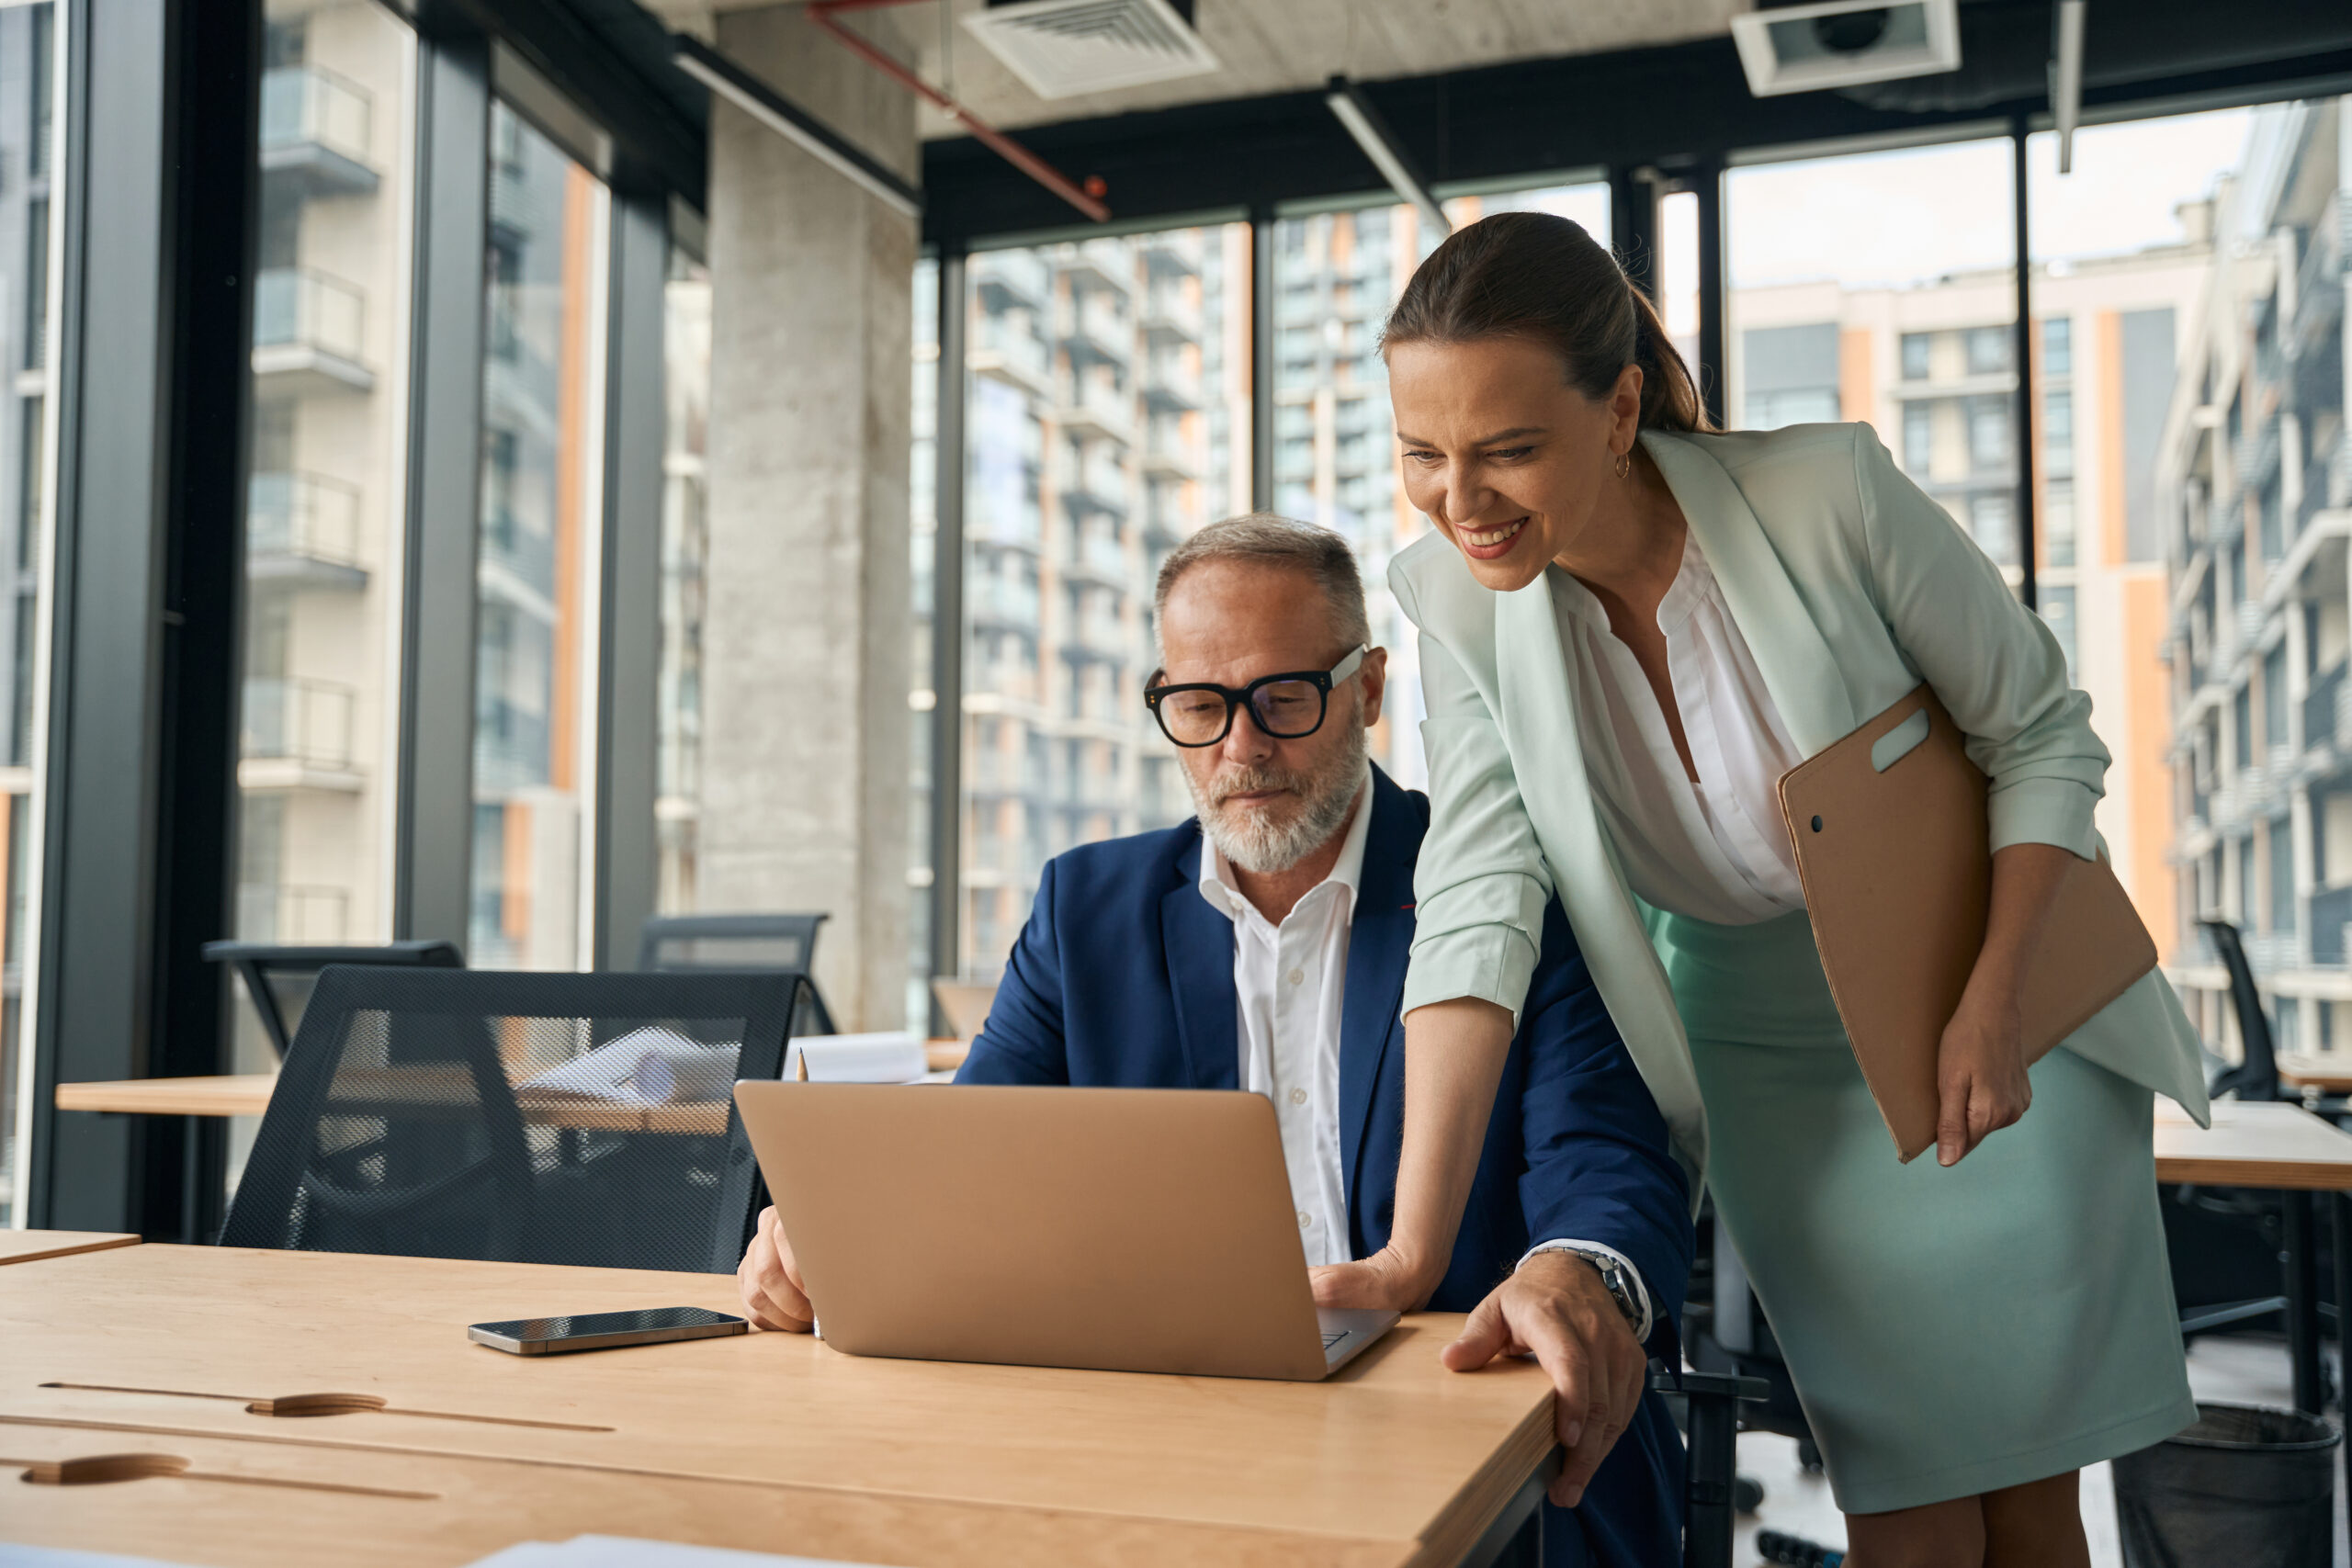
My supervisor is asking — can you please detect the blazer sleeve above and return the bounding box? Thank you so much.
[1391,558,1557,1026]
[1850,425,2108,860]
[954,858,1072,1086]
[1515,904,1693,1338]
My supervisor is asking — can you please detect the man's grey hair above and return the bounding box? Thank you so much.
[1153,513,1372,657]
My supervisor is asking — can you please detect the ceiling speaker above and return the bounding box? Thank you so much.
[965,0,1222,100]
[1729,0,1961,97]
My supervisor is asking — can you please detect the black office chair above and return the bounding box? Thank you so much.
[220,965,812,1273]
[639,912,838,1036]
[1653,1365,1770,1568]
[2165,920,2303,1344]
[202,939,464,1061]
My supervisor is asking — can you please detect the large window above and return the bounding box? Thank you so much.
[1726,139,2021,590]
[224,0,415,1182]
[0,2,55,1227]
[658,241,709,917]
[2024,105,2283,1043]
[919,225,1250,983]
[469,102,608,970]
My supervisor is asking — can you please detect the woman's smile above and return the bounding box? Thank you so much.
[1454,516,1532,559]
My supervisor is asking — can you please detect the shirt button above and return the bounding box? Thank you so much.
[1297,1211,1313,1230]
[1289,1087,1307,1106]
[1286,968,1306,987]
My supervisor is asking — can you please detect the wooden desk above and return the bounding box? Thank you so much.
[55,1043,975,1122]
[0,1231,137,1266]
[0,1245,1555,1568]
[2275,1053,2352,1099]
[2154,1096,2352,1568]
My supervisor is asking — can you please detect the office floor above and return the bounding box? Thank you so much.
[1731,1334,2344,1565]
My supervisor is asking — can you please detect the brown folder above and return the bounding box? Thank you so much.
[1775,683,2157,1161]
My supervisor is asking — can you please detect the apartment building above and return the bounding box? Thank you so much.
[236,0,415,960]
[913,228,1251,981]
[1733,241,2207,955]
[2161,98,2350,1052]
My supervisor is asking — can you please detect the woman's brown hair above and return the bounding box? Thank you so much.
[1383,210,1713,434]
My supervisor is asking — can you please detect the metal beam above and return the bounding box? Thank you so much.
[1250,209,1274,513]
[394,37,490,953]
[1324,75,1447,237]
[926,248,967,1016]
[2012,121,2040,610]
[594,192,667,974]
[673,34,919,219]
[1692,160,1727,432]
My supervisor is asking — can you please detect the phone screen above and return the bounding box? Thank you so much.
[472,1306,741,1344]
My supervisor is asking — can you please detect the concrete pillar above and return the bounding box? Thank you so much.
[701,3,918,1030]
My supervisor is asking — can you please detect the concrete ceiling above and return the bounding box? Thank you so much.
[644,0,1746,136]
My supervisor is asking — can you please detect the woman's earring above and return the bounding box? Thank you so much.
[1613,449,1632,479]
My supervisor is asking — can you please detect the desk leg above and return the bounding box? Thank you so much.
[2335,1195,2352,1568]
[1459,1453,1555,1568]
[2286,1190,2323,1415]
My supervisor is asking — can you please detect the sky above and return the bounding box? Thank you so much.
[1720,107,2256,293]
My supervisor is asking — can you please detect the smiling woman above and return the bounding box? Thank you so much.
[1338,209,2217,1568]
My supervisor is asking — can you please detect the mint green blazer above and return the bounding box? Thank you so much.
[1388,423,2212,1185]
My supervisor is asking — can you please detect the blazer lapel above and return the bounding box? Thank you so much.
[1340,773,1416,1204]
[1161,833,1240,1090]
[1642,428,1858,756]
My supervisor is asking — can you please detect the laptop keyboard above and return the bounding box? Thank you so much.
[1321,1330,1348,1349]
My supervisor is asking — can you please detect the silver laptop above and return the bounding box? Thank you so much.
[735,1081,1397,1381]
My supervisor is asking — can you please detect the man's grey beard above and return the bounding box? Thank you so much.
[1186,705,1370,875]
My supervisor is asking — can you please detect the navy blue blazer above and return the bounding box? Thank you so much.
[959,765,1692,1321]
[957,767,1694,1567]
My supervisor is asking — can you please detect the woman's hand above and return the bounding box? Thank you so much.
[1311,1246,1441,1313]
[1934,980,2031,1167]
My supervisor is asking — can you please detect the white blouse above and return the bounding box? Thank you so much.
[1549,527,1809,927]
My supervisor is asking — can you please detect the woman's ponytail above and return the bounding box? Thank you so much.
[1384,210,1715,434]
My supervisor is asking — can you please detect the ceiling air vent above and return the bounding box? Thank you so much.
[1729,0,1961,96]
[965,0,1222,101]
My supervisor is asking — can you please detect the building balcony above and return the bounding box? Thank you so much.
[1058,292,1131,363]
[974,251,1050,313]
[1142,355,1202,412]
[967,751,1046,799]
[967,573,1041,631]
[2305,660,2348,754]
[1063,533,1129,589]
[1138,230,1203,277]
[1053,379,1136,447]
[253,268,373,398]
[967,494,1043,552]
[241,676,359,791]
[1057,238,1133,296]
[259,64,378,201]
[1141,286,1202,344]
[247,472,367,592]
[236,881,350,945]
[2287,190,2344,365]
[1139,429,1201,483]
[1055,449,1129,516]
[969,316,1051,398]
[1065,611,1132,663]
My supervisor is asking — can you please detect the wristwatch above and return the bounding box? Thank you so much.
[1532,1245,1646,1337]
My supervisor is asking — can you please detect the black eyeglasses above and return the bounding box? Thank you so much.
[1144,646,1369,748]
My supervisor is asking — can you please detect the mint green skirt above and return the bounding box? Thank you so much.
[1658,908,2197,1514]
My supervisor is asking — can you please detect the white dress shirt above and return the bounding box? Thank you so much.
[1550,525,1809,927]
[1196,771,1653,1334]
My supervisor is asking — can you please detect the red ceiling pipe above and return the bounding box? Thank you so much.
[805,0,1111,223]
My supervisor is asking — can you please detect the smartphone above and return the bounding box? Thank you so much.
[467,1305,748,1356]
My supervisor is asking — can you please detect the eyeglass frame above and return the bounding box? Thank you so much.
[1142,646,1372,749]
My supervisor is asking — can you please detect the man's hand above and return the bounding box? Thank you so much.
[737,1205,815,1332]
[1442,1252,1646,1508]
[1310,1244,1439,1313]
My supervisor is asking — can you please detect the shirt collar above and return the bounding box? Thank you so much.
[1197,767,1374,929]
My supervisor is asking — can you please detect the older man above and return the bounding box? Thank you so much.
[739,514,1692,1567]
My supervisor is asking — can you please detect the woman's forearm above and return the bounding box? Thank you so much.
[1970,841,2074,1001]
[1390,996,1518,1302]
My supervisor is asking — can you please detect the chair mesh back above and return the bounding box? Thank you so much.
[639,915,836,1036]
[221,967,803,1273]
[652,933,810,970]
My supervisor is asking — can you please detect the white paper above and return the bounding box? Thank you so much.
[0,1550,204,1568]
[785,1031,928,1084]
[515,1026,740,1105]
